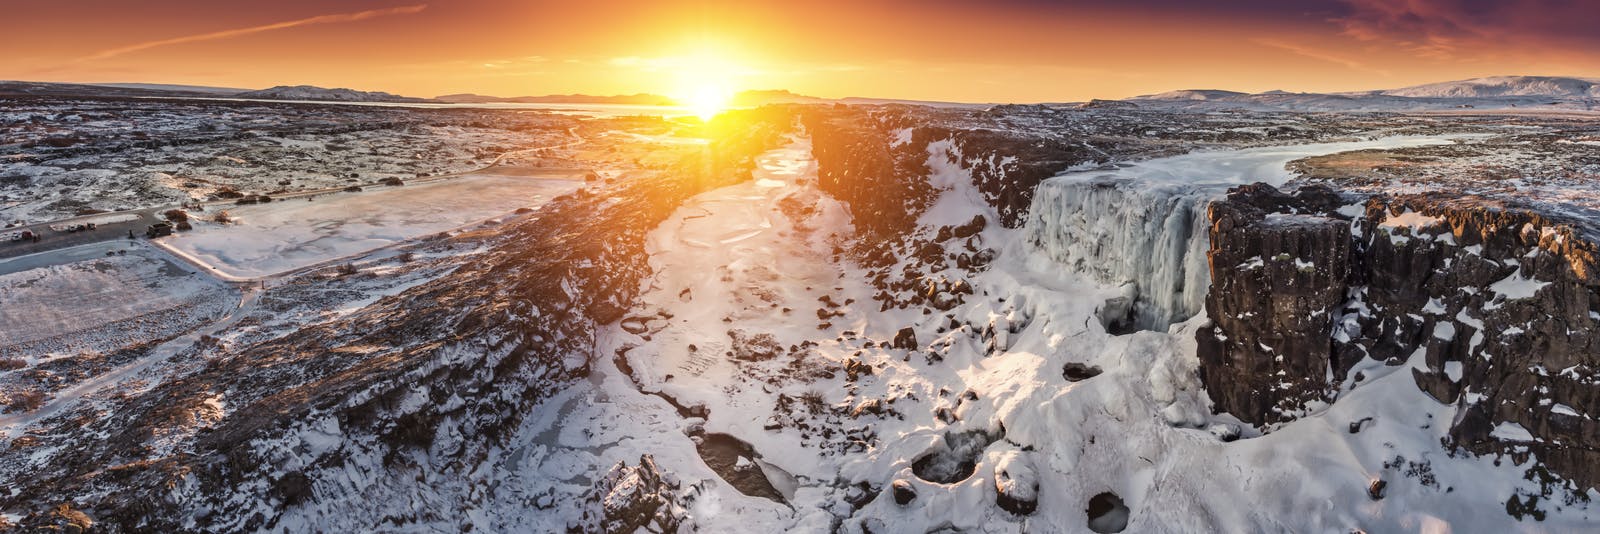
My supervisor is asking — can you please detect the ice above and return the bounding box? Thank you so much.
[1026,178,1211,330]
[1023,136,1470,331]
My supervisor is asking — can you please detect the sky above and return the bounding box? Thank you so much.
[4,0,1600,103]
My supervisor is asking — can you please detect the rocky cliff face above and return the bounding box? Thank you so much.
[0,110,789,532]
[1198,184,1354,422]
[1199,183,1600,490]
[803,106,1106,239]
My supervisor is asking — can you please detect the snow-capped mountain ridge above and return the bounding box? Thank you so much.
[1127,75,1600,111]
[1371,76,1600,99]
[232,85,428,103]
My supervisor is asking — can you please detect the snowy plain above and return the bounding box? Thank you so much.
[159,172,582,279]
[0,241,230,352]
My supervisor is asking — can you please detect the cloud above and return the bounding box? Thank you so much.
[1253,38,1388,75]
[1335,0,1600,60]
[80,4,428,62]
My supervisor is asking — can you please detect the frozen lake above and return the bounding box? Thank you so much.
[162,172,583,279]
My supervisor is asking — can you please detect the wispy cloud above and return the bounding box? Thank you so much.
[1253,38,1388,75]
[1333,0,1600,61]
[80,4,428,61]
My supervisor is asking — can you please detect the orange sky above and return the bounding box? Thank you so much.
[5,0,1599,103]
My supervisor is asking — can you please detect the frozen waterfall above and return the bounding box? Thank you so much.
[1022,135,1478,331]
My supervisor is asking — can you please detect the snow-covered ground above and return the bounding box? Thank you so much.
[0,241,230,353]
[498,134,1594,532]
[159,173,582,279]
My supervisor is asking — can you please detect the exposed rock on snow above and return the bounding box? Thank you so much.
[575,455,685,534]
[232,85,429,103]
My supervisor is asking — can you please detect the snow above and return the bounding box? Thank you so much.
[492,133,1600,532]
[1490,422,1536,442]
[1551,404,1582,418]
[1379,209,1445,231]
[0,241,230,351]
[160,172,581,279]
[1488,268,1551,301]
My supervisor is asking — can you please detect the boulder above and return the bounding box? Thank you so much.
[891,327,918,350]
[992,451,1039,515]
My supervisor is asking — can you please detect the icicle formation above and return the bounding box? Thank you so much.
[1025,177,1212,331]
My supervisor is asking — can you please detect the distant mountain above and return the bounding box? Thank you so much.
[88,82,247,95]
[1131,89,1250,101]
[1126,75,1600,112]
[435,93,678,105]
[1370,76,1600,99]
[0,80,240,99]
[233,85,430,103]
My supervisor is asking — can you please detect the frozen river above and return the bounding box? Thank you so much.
[1049,134,1483,186]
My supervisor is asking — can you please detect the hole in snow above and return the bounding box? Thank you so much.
[911,430,998,484]
[1087,492,1129,533]
[1063,363,1103,382]
[1097,296,1139,335]
[694,433,788,503]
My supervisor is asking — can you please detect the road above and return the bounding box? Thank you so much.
[0,127,586,261]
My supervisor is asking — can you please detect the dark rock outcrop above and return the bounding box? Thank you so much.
[1198,184,1353,423]
[1199,183,1600,490]
[891,327,918,350]
[575,455,684,534]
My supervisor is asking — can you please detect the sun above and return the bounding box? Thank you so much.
[669,49,745,120]
[683,83,734,121]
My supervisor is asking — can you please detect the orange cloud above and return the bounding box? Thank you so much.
[80,4,429,62]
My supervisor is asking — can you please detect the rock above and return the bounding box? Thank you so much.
[850,398,886,418]
[844,482,878,509]
[1196,184,1353,425]
[891,327,918,350]
[575,455,682,534]
[20,504,93,534]
[1206,423,1241,442]
[992,451,1039,515]
[1197,185,1600,491]
[951,215,987,239]
[844,358,874,381]
[890,479,917,506]
[1368,479,1387,500]
[619,317,649,335]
